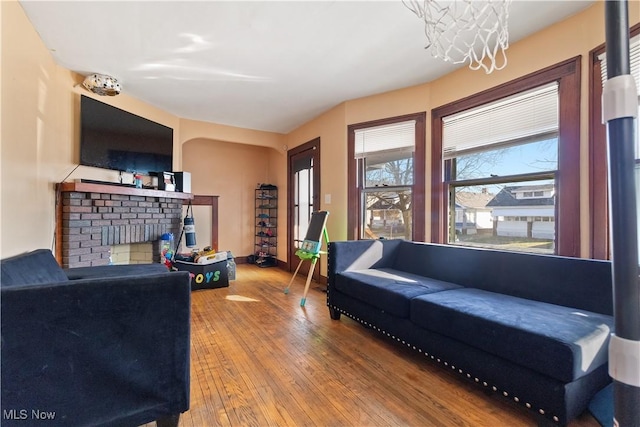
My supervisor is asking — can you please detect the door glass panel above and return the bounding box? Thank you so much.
[293,162,314,249]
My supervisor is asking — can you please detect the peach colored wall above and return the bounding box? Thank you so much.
[179,118,285,150]
[284,103,347,274]
[286,1,640,260]
[182,138,280,258]
[177,120,287,261]
[345,83,431,126]
[426,1,629,256]
[1,0,287,260]
[2,0,177,258]
[2,0,639,265]
[2,0,76,258]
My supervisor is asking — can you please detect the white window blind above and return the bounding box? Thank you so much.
[442,82,559,159]
[354,120,416,159]
[599,34,640,160]
[599,33,640,95]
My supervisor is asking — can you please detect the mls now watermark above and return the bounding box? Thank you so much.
[3,409,56,421]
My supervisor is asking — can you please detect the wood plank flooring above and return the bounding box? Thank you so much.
[164,264,601,427]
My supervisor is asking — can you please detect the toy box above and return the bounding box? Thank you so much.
[174,258,229,290]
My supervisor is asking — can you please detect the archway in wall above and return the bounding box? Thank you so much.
[182,138,283,263]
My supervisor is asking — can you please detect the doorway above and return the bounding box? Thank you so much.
[287,138,321,279]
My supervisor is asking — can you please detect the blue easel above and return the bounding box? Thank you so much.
[284,211,329,307]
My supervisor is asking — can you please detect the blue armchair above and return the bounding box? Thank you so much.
[1,249,191,427]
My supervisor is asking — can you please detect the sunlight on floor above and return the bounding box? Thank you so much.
[225,295,260,302]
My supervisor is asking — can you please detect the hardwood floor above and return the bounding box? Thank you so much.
[170,264,601,427]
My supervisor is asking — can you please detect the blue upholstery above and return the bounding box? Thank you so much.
[411,288,613,383]
[589,383,614,427]
[1,248,69,286]
[336,268,460,317]
[327,239,614,425]
[1,249,191,427]
[393,241,613,315]
[64,263,170,279]
[329,288,610,424]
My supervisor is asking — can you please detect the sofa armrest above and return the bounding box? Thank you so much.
[64,263,170,280]
[1,271,191,427]
[328,239,402,274]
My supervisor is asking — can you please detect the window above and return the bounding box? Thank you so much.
[432,58,581,256]
[442,83,558,253]
[590,25,640,259]
[523,191,545,198]
[348,113,426,241]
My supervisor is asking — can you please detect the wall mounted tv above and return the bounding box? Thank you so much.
[80,95,173,175]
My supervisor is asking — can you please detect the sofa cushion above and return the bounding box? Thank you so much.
[64,263,170,280]
[410,288,613,383]
[1,249,69,287]
[335,268,461,318]
[391,241,614,316]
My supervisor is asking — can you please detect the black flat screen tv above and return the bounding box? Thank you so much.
[80,95,173,175]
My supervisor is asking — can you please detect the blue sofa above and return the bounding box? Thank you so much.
[1,249,191,427]
[327,239,614,425]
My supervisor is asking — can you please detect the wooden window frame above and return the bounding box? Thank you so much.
[347,112,426,241]
[589,23,640,259]
[287,137,321,271]
[431,57,582,257]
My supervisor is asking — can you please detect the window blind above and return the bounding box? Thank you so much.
[354,120,416,159]
[598,33,640,95]
[599,34,640,160]
[442,82,559,159]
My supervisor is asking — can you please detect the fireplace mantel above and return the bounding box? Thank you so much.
[57,182,194,200]
[55,182,220,268]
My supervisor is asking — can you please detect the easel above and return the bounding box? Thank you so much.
[284,211,329,307]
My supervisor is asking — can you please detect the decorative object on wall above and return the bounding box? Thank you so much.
[402,0,512,74]
[82,73,121,96]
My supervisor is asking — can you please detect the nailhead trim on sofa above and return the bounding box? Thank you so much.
[327,302,560,423]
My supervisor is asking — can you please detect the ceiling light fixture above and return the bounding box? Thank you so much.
[82,73,121,96]
[402,0,512,74]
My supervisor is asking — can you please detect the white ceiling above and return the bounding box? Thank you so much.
[19,1,595,134]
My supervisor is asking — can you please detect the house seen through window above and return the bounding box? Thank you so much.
[355,120,416,240]
[443,83,559,254]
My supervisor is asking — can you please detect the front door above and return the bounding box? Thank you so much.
[288,138,320,279]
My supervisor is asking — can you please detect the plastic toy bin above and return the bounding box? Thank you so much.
[174,259,229,290]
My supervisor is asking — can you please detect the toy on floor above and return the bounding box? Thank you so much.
[284,211,329,307]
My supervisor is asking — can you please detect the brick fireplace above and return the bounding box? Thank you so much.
[56,182,193,268]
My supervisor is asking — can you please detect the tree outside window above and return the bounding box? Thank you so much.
[442,84,559,253]
[348,113,426,241]
[363,151,413,239]
[431,58,581,257]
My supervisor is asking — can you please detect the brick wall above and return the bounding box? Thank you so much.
[61,192,182,268]
[110,243,154,265]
